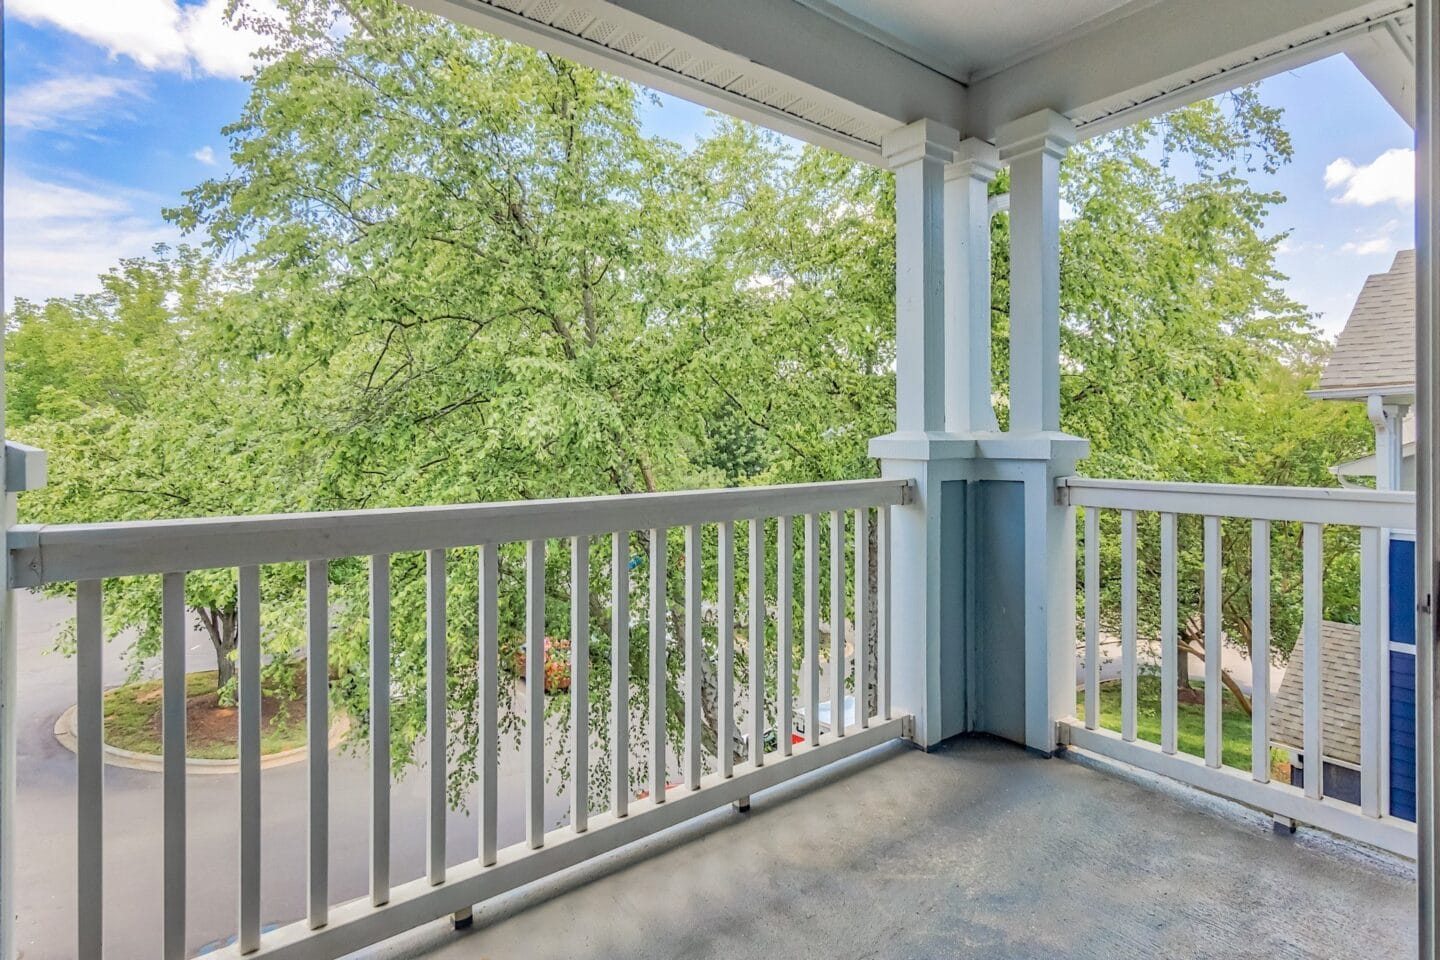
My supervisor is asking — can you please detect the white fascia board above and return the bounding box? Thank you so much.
[403,0,967,164]
[1307,384,1418,402]
[964,0,1413,141]
[1345,16,1417,126]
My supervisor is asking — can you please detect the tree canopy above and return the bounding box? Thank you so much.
[6,0,1371,798]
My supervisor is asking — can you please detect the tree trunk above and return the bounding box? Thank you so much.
[196,605,239,700]
[1176,622,1203,705]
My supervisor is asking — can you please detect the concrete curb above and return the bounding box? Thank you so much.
[54,701,349,775]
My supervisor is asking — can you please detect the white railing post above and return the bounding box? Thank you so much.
[1250,520,1270,782]
[1160,512,1178,756]
[1361,526,1383,817]
[1302,523,1324,800]
[0,443,43,960]
[1083,509,1099,730]
[1120,510,1137,742]
[1203,517,1222,769]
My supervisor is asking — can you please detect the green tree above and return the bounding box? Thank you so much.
[8,250,311,692]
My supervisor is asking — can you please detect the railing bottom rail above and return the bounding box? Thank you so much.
[1060,720,1417,859]
[210,716,909,959]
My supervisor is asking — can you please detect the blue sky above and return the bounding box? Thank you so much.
[3,1,1418,337]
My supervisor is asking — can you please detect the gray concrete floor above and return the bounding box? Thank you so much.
[387,736,1415,960]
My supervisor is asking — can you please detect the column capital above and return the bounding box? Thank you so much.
[996,109,1076,163]
[882,118,959,169]
[946,138,1001,183]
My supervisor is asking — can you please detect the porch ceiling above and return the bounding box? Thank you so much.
[404,0,1414,162]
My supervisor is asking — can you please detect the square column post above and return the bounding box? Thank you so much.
[1000,110,1075,434]
[972,109,1086,755]
[872,119,971,749]
[887,119,957,433]
[946,140,1001,433]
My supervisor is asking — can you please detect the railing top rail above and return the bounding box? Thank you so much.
[10,478,912,588]
[1058,476,1415,529]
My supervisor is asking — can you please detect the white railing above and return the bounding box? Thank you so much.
[12,479,908,959]
[1057,477,1417,857]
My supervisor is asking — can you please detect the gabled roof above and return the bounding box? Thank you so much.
[1270,620,1361,767]
[1314,249,1416,400]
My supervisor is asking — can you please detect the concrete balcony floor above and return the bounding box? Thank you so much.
[375,735,1415,960]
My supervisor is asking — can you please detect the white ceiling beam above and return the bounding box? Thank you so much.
[604,0,967,130]
[404,0,967,163]
[965,0,1414,140]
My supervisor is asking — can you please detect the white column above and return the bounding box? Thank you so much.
[946,140,1001,434]
[872,119,968,749]
[1414,0,1438,952]
[975,108,1086,755]
[886,119,957,434]
[999,110,1075,434]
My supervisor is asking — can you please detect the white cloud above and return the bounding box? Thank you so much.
[4,172,179,307]
[1339,219,1402,257]
[1323,147,1414,207]
[7,0,276,79]
[8,74,145,132]
[192,145,217,165]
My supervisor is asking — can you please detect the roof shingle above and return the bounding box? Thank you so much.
[1317,249,1415,396]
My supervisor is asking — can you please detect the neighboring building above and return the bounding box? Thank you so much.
[1307,254,1419,821]
[1272,621,1364,805]
[1312,248,1415,491]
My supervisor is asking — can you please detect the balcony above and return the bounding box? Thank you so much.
[4,473,1421,959]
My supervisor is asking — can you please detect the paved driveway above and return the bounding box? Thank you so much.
[11,591,572,959]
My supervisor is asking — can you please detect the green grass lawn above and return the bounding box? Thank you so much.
[1079,675,1284,776]
[103,669,308,759]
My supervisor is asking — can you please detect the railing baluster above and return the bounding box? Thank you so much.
[1160,513,1177,755]
[611,533,630,816]
[525,540,545,847]
[1120,510,1137,742]
[854,508,870,729]
[162,572,186,960]
[1083,509,1099,730]
[777,517,795,754]
[76,579,103,959]
[1202,517,1222,768]
[829,511,847,738]
[1361,526,1382,817]
[649,529,667,802]
[238,564,262,949]
[1250,520,1271,784]
[684,524,702,789]
[749,518,766,765]
[877,506,891,722]
[306,559,329,926]
[718,521,735,777]
[1302,522,1323,799]
[426,549,447,883]
[478,544,499,864]
[571,536,589,832]
[368,555,391,903]
[804,513,821,746]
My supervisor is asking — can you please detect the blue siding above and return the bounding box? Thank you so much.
[1390,649,1417,822]
[1390,536,1417,823]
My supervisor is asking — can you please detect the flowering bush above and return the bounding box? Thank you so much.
[513,636,571,694]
